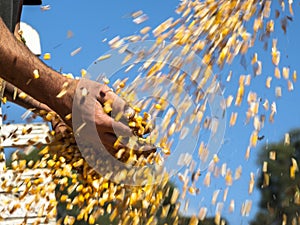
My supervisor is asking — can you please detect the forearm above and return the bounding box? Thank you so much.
[0,17,76,120]
[4,81,52,114]
[4,82,69,133]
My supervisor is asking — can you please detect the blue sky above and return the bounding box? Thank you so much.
[3,1,300,224]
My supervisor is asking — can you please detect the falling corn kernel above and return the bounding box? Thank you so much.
[275,86,282,98]
[1,96,7,104]
[56,89,67,98]
[229,200,235,213]
[274,67,281,79]
[229,112,238,126]
[241,200,252,216]
[234,166,242,180]
[80,69,87,77]
[287,80,293,91]
[65,113,72,121]
[226,95,234,108]
[213,154,219,163]
[283,67,289,79]
[140,26,151,35]
[269,151,276,160]
[97,54,111,61]
[203,172,211,187]
[18,92,27,99]
[33,69,39,79]
[198,207,207,221]
[250,130,258,147]
[284,133,290,145]
[263,99,269,111]
[103,104,113,114]
[43,53,51,60]
[70,47,82,56]
[292,70,297,82]
[266,76,272,88]
[211,190,220,205]
[155,103,162,110]
[262,161,268,172]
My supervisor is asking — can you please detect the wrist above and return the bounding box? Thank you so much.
[49,78,79,127]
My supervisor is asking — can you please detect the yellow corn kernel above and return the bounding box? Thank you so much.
[18,92,27,99]
[43,53,51,60]
[33,69,39,79]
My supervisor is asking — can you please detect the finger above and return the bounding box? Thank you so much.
[98,132,129,151]
[111,96,135,120]
[118,136,156,157]
[94,102,132,137]
[97,86,135,120]
[101,135,130,162]
[97,85,118,104]
[109,117,133,137]
[133,143,157,158]
[98,132,117,147]
[100,132,156,159]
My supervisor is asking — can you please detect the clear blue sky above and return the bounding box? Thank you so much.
[3,1,300,224]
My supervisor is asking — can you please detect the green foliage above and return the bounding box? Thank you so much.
[250,129,300,225]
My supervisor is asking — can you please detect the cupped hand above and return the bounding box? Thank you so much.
[67,78,156,161]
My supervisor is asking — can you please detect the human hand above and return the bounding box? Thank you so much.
[64,78,156,161]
